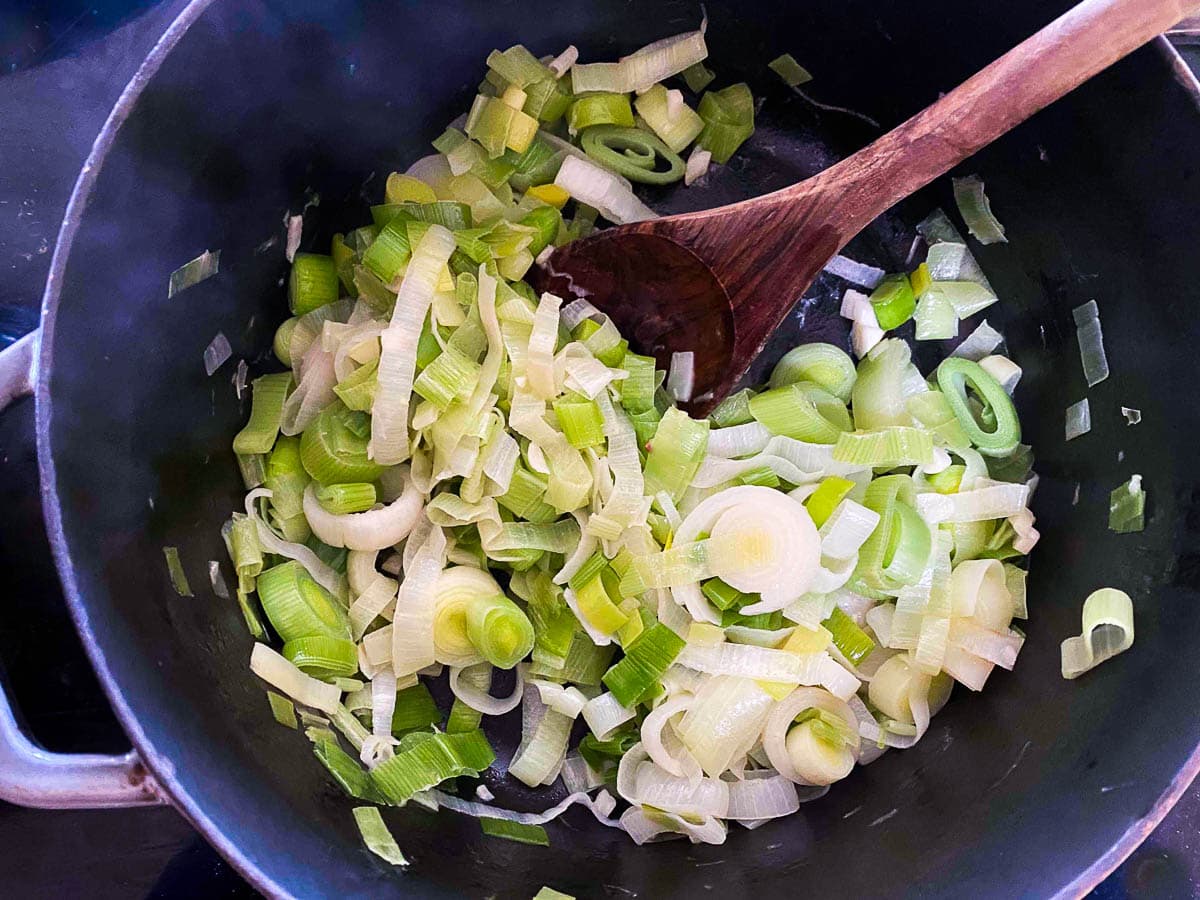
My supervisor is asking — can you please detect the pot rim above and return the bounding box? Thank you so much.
[30,1,1200,896]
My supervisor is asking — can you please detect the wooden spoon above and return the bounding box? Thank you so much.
[531,0,1196,415]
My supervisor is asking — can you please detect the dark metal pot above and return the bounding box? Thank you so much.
[2,0,1200,896]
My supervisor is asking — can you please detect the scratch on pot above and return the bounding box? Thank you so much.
[989,739,1033,791]
[869,809,898,827]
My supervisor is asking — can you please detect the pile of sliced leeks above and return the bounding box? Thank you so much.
[222,25,1039,850]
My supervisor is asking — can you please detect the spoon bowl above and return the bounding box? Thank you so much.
[535,0,1196,415]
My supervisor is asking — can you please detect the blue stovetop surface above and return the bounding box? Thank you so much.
[0,4,1197,897]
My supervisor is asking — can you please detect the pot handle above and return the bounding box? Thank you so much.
[0,330,164,808]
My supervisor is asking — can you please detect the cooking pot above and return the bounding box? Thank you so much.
[2,0,1200,896]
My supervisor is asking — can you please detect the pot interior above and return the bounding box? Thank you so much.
[40,0,1200,896]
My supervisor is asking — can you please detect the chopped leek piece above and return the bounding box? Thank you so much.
[635,84,705,153]
[927,464,965,494]
[413,346,479,410]
[386,173,438,205]
[820,606,875,665]
[572,575,629,636]
[391,683,442,734]
[466,595,535,668]
[313,739,380,801]
[534,888,575,900]
[1061,588,1134,679]
[618,351,658,413]
[163,546,193,597]
[526,183,569,209]
[1073,300,1109,387]
[833,427,934,467]
[283,635,359,679]
[804,476,855,528]
[749,383,846,444]
[1065,399,1091,442]
[768,53,813,87]
[361,218,412,285]
[300,402,385,484]
[554,398,605,448]
[768,343,856,401]
[697,83,755,164]
[952,175,1007,245]
[602,623,686,707]
[682,62,716,93]
[289,253,340,315]
[333,360,378,412]
[316,482,377,515]
[869,274,916,330]
[936,358,1021,456]
[568,93,635,132]
[266,691,298,729]
[168,249,220,298]
[1109,475,1145,534]
[701,577,749,611]
[580,126,685,185]
[353,806,409,866]
[371,729,495,804]
[710,388,757,427]
[643,408,709,500]
[232,373,292,455]
[257,559,352,643]
[480,818,551,846]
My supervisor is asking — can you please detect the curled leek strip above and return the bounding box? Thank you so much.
[579,126,685,185]
[1061,588,1135,679]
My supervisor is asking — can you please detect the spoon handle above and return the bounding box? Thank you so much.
[792,0,1198,235]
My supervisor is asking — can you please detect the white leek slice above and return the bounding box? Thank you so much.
[571,28,707,94]
[1073,300,1109,387]
[370,225,456,465]
[391,518,448,678]
[677,644,858,699]
[950,320,1003,361]
[824,254,885,289]
[619,805,726,845]
[684,147,712,186]
[819,500,881,561]
[979,354,1021,394]
[762,687,859,785]
[244,489,347,600]
[554,155,657,224]
[727,773,802,823]
[676,677,774,777]
[250,643,340,713]
[510,687,574,787]
[1065,398,1091,442]
[625,758,729,818]
[204,332,232,376]
[952,175,1007,245]
[548,45,579,76]
[349,574,399,641]
[527,292,562,399]
[582,691,636,740]
[301,473,424,551]
[640,694,696,777]
[1061,588,1134,679]
[281,341,338,436]
[706,422,772,459]
[666,351,695,403]
[531,679,588,718]
[915,482,1031,524]
[450,663,524,715]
